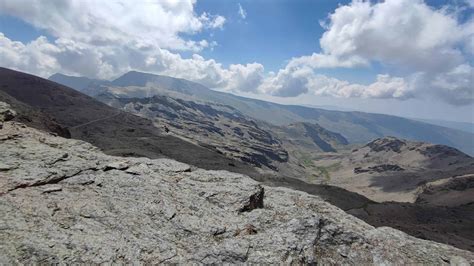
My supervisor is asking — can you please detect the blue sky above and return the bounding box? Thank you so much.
[0,0,473,122]
[195,0,471,83]
[195,0,383,84]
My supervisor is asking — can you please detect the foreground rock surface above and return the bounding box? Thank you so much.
[1,116,473,263]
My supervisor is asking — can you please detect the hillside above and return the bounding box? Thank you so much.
[50,71,474,156]
[104,94,289,170]
[0,67,258,177]
[308,137,474,202]
[273,122,348,153]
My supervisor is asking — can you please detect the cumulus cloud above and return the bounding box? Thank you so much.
[238,3,247,19]
[314,0,472,71]
[0,0,472,105]
[0,0,268,93]
[223,63,264,92]
[259,66,313,97]
[0,0,225,51]
[259,64,413,99]
[0,32,266,93]
[279,0,474,104]
[0,34,79,77]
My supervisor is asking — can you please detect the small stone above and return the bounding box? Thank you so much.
[0,105,16,122]
[238,185,264,212]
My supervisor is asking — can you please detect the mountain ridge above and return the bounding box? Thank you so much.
[49,71,474,155]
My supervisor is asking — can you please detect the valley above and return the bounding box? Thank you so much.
[50,70,474,204]
[0,67,473,260]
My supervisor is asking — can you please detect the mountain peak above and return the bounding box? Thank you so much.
[48,72,68,79]
[111,70,170,87]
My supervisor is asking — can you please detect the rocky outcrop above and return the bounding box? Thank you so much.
[366,137,406,153]
[1,113,473,263]
[354,164,404,174]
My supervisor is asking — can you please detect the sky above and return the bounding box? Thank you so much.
[0,0,473,122]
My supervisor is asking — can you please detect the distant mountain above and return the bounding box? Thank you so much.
[413,118,474,134]
[49,73,110,95]
[302,104,357,112]
[50,71,474,156]
[1,67,258,177]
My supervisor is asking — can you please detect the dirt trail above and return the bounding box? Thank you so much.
[70,112,121,129]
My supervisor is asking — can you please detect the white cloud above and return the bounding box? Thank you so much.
[279,0,474,104]
[0,0,472,105]
[0,0,225,51]
[259,66,313,97]
[223,63,264,92]
[238,3,247,19]
[200,12,226,30]
[0,0,239,85]
[0,33,60,77]
[309,74,412,99]
[429,64,474,105]
[314,0,472,72]
[259,63,413,99]
[0,0,266,93]
[0,33,266,93]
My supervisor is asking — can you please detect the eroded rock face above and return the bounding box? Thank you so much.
[0,119,473,264]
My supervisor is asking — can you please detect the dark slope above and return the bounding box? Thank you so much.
[0,67,257,177]
[0,90,70,138]
[51,71,474,155]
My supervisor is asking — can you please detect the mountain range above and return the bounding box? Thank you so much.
[1,67,473,257]
[50,71,474,156]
